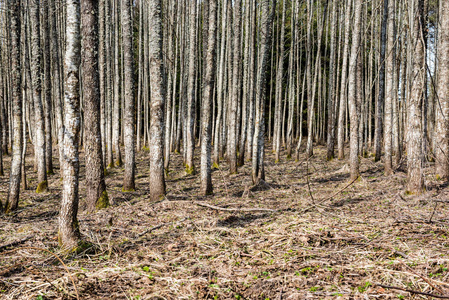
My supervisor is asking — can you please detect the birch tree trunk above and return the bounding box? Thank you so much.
[435,0,449,179]
[148,0,166,201]
[30,0,48,193]
[58,0,82,250]
[5,0,22,213]
[82,0,109,211]
[122,0,135,192]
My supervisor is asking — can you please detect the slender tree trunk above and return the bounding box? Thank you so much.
[43,0,53,175]
[326,0,337,160]
[337,0,351,160]
[82,0,109,211]
[59,0,82,250]
[113,0,122,167]
[5,0,22,213]
[375,0,388,162]
[348,0,363,181]
[200,0,217,195]
[435,0,449,179]
[213,0,227,167]
[30,0,47,193]
[122,0,135,191]
[229,0,241,173]
[148,0,166,200]
[274,0,286,162]
[384,0,395,175]
[407,0,425,194]
[252,0,274,184]
[186,0,197,174]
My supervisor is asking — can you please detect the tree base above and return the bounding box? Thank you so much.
[36,180,48,193]
[96,190,110,210]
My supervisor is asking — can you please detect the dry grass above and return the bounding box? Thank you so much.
[1,144,449,299]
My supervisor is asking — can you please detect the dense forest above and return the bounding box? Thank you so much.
[1,0,449,298]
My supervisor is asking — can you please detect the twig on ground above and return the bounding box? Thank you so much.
[400,260,445,294]
[300,176,359,213]
[375,283,449,299]
[3,246,79,300]
[195,202,276,213]
[0,236,34,252]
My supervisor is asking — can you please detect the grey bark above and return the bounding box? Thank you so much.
[148,0,166,200]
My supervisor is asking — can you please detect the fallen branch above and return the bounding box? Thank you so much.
[400,261,445,294]
[0,236,33,252]
[375,283,449,299]
[300,176,360,213]
[195,202,276,213]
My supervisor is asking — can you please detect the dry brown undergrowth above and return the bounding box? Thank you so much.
[1,144,449,299]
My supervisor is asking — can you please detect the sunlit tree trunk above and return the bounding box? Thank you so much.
[348,0,363,181]
[186,0,197,174]
[252,0,274,184]
[435,0,449,179]
[82,0,109,211]
[407,0,425,194]
[200,0,217,195]
[148,0,166,200]
[122,0,135,191]
[5,0,22,213]
[59,0,82,250]
[30,0,47,193]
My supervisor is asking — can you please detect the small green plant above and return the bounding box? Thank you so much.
[357,282,371,293]
[142,266,150,272]
[397,295,405,300]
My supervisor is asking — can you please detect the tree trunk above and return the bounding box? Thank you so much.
[58,0,82,250]
[200,0,217,195]
[5,0,22,213]
[407,0,425,194]
[337,0,351,160]
[384,0,395,175]
[43,0,53,175]
[229,0,242,173]
[30,0,48,193]
[435,0,449,179]
[348,0,363,181]
[148,0,166,201]
[186,0,197,174]
[82,0,109,211]
[252,0,274,184]
[122,0,135,191]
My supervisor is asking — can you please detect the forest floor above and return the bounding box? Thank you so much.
[1,143,449,299]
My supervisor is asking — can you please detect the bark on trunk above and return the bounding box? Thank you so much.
[82,0,109,211]
[122,0,135,192]
[5,0,22,213]
[58,0,82,250]
[148,0,166,200]
[30,0,48,193]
